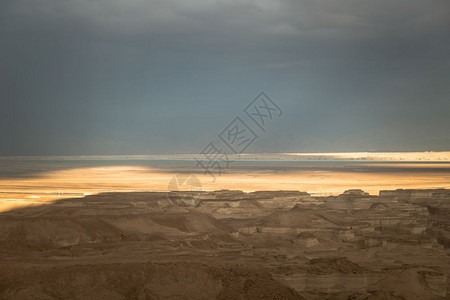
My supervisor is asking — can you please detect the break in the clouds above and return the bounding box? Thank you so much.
[1,0,449,155]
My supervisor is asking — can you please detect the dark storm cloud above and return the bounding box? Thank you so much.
[1,0,449,155]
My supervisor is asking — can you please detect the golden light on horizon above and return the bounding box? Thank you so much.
[1,160,450,212]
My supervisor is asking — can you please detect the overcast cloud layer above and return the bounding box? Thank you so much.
[1,0,450,155]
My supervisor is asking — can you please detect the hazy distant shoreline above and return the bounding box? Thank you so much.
[1,151,450,162]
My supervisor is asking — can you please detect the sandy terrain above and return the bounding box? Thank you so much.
[0,189,449,299]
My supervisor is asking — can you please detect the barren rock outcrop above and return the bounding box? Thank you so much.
[1,189,449,299]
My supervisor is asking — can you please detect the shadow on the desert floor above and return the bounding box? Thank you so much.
[1,189,449,299]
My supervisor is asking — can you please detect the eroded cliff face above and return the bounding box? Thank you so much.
[0,189,449,299]
[380,189,450,251]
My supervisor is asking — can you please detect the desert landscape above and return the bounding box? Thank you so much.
[3,0,450,298]
[1,187,449,299]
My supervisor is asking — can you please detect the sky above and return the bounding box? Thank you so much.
[1,0,450,155]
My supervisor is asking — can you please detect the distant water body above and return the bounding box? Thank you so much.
[1,155,450,177]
